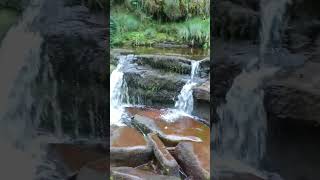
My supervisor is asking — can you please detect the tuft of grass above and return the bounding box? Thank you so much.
[177,17,210,48]
[110,5,209,48]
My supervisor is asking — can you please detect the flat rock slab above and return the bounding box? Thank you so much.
[175,141,210,180]
[126,107,210,146]
[147,133,180,176]
[110,126,152,167]
[48,143,106,176]
[111,167,181,180]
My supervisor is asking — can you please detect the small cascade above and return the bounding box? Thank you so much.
[215,0,290,170]
[260,0,291,63]
[0,0,58,179]
[110,55,134,126]
[175,60,200,114]
[216,66,278,166]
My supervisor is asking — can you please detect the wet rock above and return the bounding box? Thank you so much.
[147,133,180,176]
[124,69,188,106]
[48,143,106,177]
[35,0,107,137]
[110,126,152,167]
[111,167,180,180]
[127,107,210,146]
[135,54,192,75]
[199,57,211,78]
[214,1,259,40]
[175,141,210,180]
[110,48,134,65]
[76,159,107,180]
[194,80,210,102]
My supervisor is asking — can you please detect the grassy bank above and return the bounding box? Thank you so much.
[111,2,210,49]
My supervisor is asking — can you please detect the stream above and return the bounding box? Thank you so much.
[110,47,210,178]
[110,50,206,125]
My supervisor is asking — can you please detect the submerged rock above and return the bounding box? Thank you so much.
[127,107,209,145]
[147,133,180,176]
[110,126,152,167]
[111,167,180,180]
[126,107,210,179]
[175,141,210,180]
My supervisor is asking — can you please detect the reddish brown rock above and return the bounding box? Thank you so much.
[110,126,152,167]
[111,167,180,180]
[49,143,106,177]
[147,133,180,176]
[127,107,209,146]
[126,107,210,179]
[175,141,210,180]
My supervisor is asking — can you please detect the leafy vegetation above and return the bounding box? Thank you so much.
[111,1,210,48]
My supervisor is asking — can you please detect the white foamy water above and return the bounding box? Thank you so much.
[216,65,278,166]
[110,55,133,126]
[174,61,200,115]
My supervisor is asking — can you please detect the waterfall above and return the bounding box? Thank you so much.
[260,0,291,62]
[174,60,200,114]
[216,66,278,166]
[0,0,54,179]
[215,0,290,168]
[110,55,133,126]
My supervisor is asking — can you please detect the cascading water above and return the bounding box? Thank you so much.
[215,0,290,169]
[110,55,133,126]
[216,66,278,166]
[0,0,64,179]
[175,60,200,114]
[260,0,291,63]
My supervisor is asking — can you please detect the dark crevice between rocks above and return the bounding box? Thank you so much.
[264,115,320,180]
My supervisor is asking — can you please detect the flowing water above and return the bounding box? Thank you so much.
[260,0,291,62]
[175,61,200,114]
[215,0,290,171]
[110,55,133,126]
[0,0,65,179]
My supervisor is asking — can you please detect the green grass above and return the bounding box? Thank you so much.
[110,7,210,48]
[0,8,19,39]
